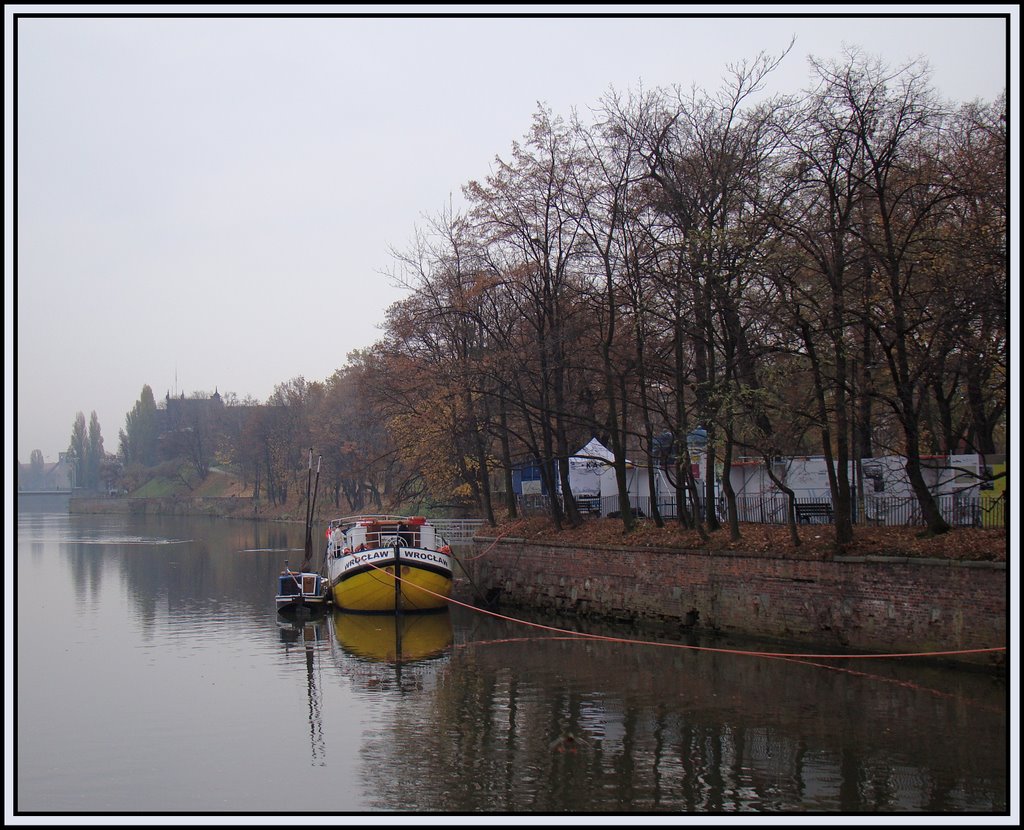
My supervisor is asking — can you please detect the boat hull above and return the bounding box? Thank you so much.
[328,546,453,612]
[276,595,329,615]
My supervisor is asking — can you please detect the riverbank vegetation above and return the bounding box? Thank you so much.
[370,48,1006,542]
[56,48,1006,555]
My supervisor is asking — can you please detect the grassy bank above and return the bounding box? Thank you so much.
[80,467,335,524]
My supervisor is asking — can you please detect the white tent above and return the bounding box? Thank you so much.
[599,464,678,516]
[569,438,616,498]
[572,437,718,517]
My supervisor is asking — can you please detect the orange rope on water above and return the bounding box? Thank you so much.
[367,558,1007,662]
[441,589,1005,660]
[768,654,1007,713]
[448,635,1007,712]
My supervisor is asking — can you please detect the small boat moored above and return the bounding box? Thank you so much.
[276,450,330,616]
[325,515,454,613]
[275,565,329,615]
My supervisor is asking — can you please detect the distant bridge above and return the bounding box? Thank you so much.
[18,490,72,512]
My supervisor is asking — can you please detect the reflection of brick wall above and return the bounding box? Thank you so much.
[470,539,1006,666]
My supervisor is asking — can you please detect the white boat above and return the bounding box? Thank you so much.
[325,515,453,613]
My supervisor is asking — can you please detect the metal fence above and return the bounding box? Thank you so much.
[516,494,713,521]
[853,493,1006,529]
[431,518,487,546]
[516,492,1006,530]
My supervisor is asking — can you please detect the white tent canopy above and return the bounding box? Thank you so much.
[568,436,718,518]
[572,438,616,464]
[568,438,616,497]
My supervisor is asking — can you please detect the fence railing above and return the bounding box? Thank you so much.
[516,492,1006,530]
[853,493,1006,529]
[431,518,487,546]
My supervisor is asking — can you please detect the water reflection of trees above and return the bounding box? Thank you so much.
[36,515,1007,812]
[358,615,1006,813]
[58,515,311,632]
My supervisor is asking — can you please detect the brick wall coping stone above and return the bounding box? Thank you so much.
[834,556,1004,569]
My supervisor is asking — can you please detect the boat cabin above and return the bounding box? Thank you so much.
[330,516,437,552]
[277,570,323,599]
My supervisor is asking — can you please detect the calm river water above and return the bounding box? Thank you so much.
[14,509,1008,817]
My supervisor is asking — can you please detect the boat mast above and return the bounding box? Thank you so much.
[393,538,402,614]
[302,450,322,572]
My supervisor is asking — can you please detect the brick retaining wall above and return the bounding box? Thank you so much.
[468,537,1006,667]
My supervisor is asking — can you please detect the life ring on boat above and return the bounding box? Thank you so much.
[439,544,451,555]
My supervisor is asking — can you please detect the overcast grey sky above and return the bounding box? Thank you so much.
[8,6,1014,464]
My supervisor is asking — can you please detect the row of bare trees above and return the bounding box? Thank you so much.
[114,373,407,513]
[361,49,1005,541]
[109,49,1005,546]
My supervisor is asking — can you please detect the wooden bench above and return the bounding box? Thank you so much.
[795,502,834,524]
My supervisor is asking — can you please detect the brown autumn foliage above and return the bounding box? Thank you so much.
[484,515,1008,563]
[161,470,1007,563]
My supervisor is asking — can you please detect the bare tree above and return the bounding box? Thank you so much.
[466,106,589,529]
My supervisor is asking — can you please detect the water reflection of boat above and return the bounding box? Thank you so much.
[333,610,453,663]
[277,614,326,646]
[325,515,453,612]
[277,616,327,765]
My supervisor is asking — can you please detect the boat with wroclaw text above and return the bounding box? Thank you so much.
[325,515,454,613]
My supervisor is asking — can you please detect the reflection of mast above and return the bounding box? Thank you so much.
[394,607,404,687]
[304,624,326,766]
[281,618,326,765]
[394,539,403,687]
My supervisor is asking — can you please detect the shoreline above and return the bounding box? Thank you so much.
[61,495,1008,668]
[466,535,1007,669]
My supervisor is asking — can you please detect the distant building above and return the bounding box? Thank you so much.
[160,388,224,431]
[18,453,76,491]
[154,389,227,461]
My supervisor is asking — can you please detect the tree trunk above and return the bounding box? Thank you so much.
[498,407,518,520]
[764,454,801,547]
[722,433,741,541]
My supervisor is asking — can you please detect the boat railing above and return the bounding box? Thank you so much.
[326,515,485,549]
[328,514,425,530]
